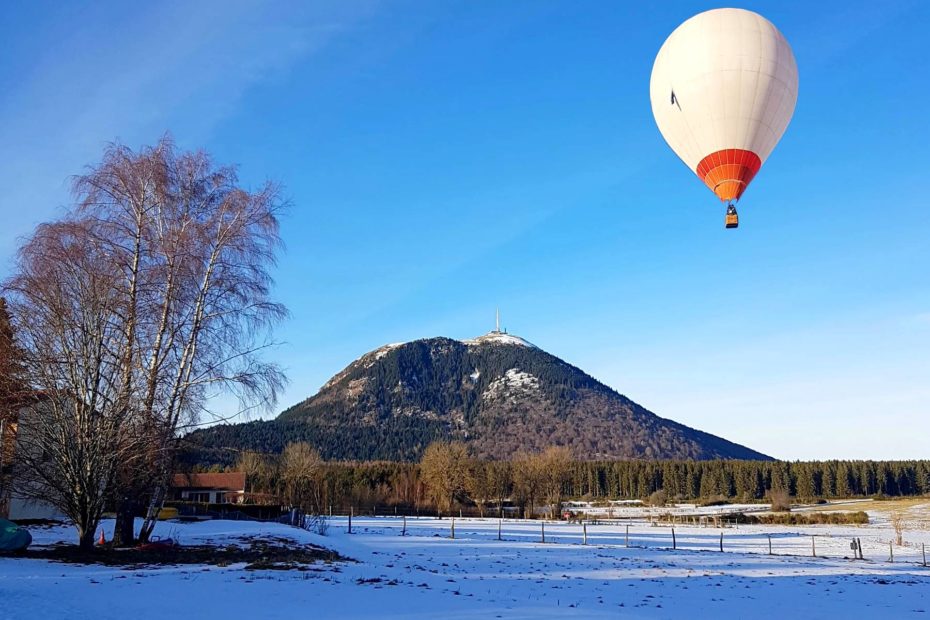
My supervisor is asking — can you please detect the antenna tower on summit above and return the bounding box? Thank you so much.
[496,308,500,333]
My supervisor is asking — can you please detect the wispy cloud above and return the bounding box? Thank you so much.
[0,0,378,268]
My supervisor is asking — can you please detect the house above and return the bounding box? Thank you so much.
[0,411,16,518]
[170,472,247,504]
[1,399,66,521]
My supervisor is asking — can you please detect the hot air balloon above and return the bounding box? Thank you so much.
[650,8,798,228]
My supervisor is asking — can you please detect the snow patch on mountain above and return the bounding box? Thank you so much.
[483,368,540,401]
[463,332,537,348]
[373,343,403,360]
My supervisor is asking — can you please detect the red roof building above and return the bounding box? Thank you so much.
[170,472,247,504]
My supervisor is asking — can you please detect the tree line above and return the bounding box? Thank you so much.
[208,441,930,519]
[229,441,575,519]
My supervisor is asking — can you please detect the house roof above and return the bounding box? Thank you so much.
[171,472,246,491]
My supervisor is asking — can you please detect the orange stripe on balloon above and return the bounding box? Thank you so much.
[695,149,761,201]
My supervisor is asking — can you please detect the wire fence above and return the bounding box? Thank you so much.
[321,515,930,569]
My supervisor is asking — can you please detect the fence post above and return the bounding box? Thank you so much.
[451,517,455,540]
[858,538,863,560]
[672,528,676,550]
[812,536,816,558]
[402,515,407,537]
[498,518,502,541]
[583,522,587,546]
[768,534,772,555]
[719,532,723,552]
[348,507,353,534]
[625,524,630,548]
[922,543,926,567]
[889,542,893,563]
[541,521,545,544]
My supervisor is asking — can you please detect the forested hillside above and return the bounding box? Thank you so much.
[186,334,770,463]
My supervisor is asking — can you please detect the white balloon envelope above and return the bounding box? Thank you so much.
[650,8,798,206]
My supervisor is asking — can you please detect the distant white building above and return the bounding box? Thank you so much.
[1,401,66,522]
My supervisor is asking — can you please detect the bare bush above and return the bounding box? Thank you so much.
[768,488,792,512]
[890,510,906,546]
[647,489,668,507]
[700,494,729,507]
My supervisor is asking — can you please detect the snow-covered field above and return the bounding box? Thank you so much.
[2,508,929,619]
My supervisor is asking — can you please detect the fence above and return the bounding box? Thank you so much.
[167,501,288,522]
[322,515,930,569]
[320,504,522,519]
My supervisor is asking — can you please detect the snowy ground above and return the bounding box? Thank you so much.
[2,507,929,619]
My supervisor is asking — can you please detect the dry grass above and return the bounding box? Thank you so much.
[803,498,930,531]
[805,498,925,513]
[751,511,869,526]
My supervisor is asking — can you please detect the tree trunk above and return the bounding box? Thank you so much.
[112,497,137,547]
[78,524,97,551]
[139,479,168,543]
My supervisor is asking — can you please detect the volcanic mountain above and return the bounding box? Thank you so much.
[186,330,771,464]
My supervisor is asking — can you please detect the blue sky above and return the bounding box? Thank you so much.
[1,1,928,460]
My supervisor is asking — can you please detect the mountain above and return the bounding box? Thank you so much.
[186,330,772,464]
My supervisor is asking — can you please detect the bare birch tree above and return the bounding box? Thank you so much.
[4,219,139,548]
[3,137,287,547]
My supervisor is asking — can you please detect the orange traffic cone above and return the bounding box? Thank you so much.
[98,530,106,546]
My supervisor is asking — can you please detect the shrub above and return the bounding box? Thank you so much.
[647,489,668,507]
[768,488,791,512]
[890,511,906,545]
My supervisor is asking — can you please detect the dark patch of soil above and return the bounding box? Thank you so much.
[22,536,348,570]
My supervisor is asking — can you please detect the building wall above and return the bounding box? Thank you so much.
[3,403,66,522]
[0,412,20,519]
[8,494,65,521]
